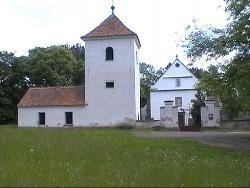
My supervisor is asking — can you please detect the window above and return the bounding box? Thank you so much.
[106,82,115,88]
[106,81,115,88]
[106,47,113,61]
[38,112,45,125]
[208,114,214,120]
[175,97,182,107]
[65,112,73,125]
[175,63,180,67]
[176,78,181,87]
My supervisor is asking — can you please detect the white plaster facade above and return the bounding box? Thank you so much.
[201,99,220,127]
[83,37,140,125]
[18,14,140,127]
[150,58,198,120]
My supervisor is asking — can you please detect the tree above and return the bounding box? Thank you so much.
[139,63,167,103]
[183,0,250,118]
[190,89,206,126]
[189,67,205,79]
[198,65,241,119]
[64,43,85,61]
[28,46,84,87]
[0,52,28,123]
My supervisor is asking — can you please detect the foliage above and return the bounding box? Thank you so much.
[0,52,28,123]
[183,0,250,118]
[190,90,206,126]
[1,126,250,187]
[189,67,205,79]
[64,43,85,61]
[28,46,84,87]
[139,62,169,101]
[198,65,242,119]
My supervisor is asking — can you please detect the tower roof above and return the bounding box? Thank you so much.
[81,14,141,47]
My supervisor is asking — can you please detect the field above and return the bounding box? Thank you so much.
[0,125,250,187]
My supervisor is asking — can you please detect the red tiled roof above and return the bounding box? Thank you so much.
[17,86,85,107]
[81,14,140,46]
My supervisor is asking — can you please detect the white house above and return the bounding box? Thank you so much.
[150,57,198,121]
[18,7,141,127]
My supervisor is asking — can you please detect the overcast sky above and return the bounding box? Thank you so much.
[0,0,228,68]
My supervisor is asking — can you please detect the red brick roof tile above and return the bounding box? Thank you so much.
[81,14,141,47]
[17,86,85,107]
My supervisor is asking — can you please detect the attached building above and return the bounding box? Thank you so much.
[150,57,198,121]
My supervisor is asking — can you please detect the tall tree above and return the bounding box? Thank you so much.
[139,63,167,102]
[0,52,28,123]
[183,0,250,118]
[28,46,84,87]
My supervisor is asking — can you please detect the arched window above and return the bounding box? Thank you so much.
[106,47,113,61]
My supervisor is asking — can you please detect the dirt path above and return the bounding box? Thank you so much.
[134,131,250,151]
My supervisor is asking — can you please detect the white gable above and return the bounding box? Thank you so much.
[151,58,198,91]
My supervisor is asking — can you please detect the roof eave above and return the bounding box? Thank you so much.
[81,34,141,48]
[18,104,86,108]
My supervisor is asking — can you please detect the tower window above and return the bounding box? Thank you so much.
[106,81,115,88]
[106,47,114,61]
[176,78,181,87]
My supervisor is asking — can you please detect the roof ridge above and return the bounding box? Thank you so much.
[29,85,84,90]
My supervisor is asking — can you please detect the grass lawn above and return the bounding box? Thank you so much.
[0,125,250,187]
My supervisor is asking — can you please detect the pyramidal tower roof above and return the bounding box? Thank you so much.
[81,13,141,47]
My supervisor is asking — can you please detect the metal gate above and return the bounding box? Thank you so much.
[178,112,185,126]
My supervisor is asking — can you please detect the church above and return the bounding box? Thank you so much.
[150,57,198,121]
[17,6,141,127]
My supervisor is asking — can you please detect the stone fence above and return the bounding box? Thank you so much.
[221,119,250,130]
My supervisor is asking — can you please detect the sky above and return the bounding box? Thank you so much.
[0,0,228,69]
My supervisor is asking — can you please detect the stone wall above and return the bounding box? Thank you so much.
[160,101,178,128]
[221,120,250,130]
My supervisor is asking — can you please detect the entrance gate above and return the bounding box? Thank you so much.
[178,111,185,126]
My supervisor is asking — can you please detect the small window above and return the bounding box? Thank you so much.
[175,63,180,67]
[38,112,45,125]
[208,114,214,120]
[175,97,182,107]
[106,81,114,88]
[176,78,181,87]
[65,112,73,125]
[106,47,113,61]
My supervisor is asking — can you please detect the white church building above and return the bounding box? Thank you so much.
[150,57,198,121]
[17,7,141,127]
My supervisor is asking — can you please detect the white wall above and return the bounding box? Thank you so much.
[151,59,198,91]
[134,40,141,120]
[84,37,140,124]
[150,90,197,120]
[18,106,86,127]
[18,104,136,127]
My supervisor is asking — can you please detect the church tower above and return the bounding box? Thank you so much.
[81,6,141,125]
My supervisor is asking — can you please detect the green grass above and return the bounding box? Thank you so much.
[0,125,250,187]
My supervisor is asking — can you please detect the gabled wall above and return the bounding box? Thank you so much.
[151,59,198,91]
[150,59,198,120]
